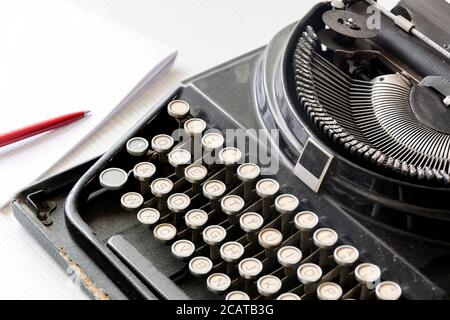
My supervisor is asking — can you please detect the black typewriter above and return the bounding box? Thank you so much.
[12,0,450,300]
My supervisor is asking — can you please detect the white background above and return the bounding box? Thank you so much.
[0,0,398,299]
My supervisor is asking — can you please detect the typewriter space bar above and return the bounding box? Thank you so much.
[107,235,189,300]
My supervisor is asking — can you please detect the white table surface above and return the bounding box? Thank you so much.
[0,0,397,299]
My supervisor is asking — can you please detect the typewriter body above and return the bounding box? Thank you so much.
[12,0,450,300]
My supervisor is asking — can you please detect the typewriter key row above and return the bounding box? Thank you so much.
[99,99,402,301]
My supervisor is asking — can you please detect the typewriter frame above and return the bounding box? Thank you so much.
[11,1,450,300]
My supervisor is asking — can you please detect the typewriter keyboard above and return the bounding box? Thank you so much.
[98,100,403,301]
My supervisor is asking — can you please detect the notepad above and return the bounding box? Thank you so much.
[0,0,177,206]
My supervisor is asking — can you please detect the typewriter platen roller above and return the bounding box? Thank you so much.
[12,0,450,300]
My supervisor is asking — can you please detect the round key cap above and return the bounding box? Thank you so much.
[185,164,208,192]
[313,228,339,267]
[207,273,231,294]
[167,193,190,213]
[221,195,245,225]
[150,178,173,212]
[294,211,319,251]
[202,180,226,210]
[220,241,244,262]
[355,263,382,300]
[257,275,282,298]
[277,293,302,300]
[239,258,263,282]
[237,163,261,201]
[220,241,244,274]
[334,245,359,287]
[203,225,226,260]
[225,291,250,300]
[202,132,224,151]
[258,228,283,258]
[171,239,195,260]
[99,168,128,190]
[317,282,343,300]
[334,245,359,266]
[240,212,264,242]
[133,162,156,181]
[167,193,190,226]
[167,100,190,119]
[168,148,191,177]
[275,194,299,233]
[121,192,144,211]
[297,263,322,294]
[277,246,302,276]
[219,147,242,184]
[375,281,402,301]
[256,179,279,217]
[137,208,160,227]
[133,162,156,195]
[203,225,226,245]
[185,209,208,242]
[153,223,177,243]
[185,209,208,230]
[151,134,174,157]
[189,256,213,277]
[126,137,149,156]
[184,118,207,136]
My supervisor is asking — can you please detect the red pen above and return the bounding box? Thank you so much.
[0,111,91,148]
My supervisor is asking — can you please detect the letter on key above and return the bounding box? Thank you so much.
[189,256,213,277]
[171,239,195,260]
[207,273,231,294]
[121,192,144,211]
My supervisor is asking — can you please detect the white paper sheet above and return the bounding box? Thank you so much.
[0,0,176,206]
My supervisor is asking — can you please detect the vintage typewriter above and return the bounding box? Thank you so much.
[12,0,450,300]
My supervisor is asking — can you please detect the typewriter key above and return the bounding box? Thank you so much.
[207,273,231,294]
[221,195,245,225]
[225,291,250,300]
[317,282,343,300]
[313,228,338,268]
[99,168,128,190]
[220,241,244,274]
[167,100,190,120]
[257,275,282,299]
[258,228,283,258]
[239,258,263,292]
[151,134,174,161]
[184,118,206,157]
[153,223,177,244]
[277,246,302,276]
[334,245,359,287]
[277,293,301,300]
[184,164,208,193]
[294,211,319,251]
[256,179,279,218]
[218,147,242,184]
[168,148,191,177]
[202,132,224,151]
[375,281,402,301]
[275,194,299,234]
[126,137,149,157]
[171,239,195,261]
[167,193,190,226]
[202,180,226,210]
[355,263,381,300]
[185,209,208,242]
[237,163,261,201]
[189,256,213,277]
[133,162,156,195]
[151,178,173,212]
[203,225,227,261]
[297,263,323,294]
[121,192,144,211]
[239,212,264,243]
[137,208,160,227]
